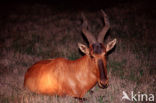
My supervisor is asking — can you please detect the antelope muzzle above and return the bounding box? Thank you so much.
[98,59,109,89]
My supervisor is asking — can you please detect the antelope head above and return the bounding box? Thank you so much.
[78,10,117,88]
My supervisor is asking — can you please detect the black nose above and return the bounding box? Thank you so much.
[98,83,108,89]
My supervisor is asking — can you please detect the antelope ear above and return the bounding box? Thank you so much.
[78,43,90,55]
[106,39,117,52]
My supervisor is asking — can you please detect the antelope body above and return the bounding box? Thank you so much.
[24,10,117,98]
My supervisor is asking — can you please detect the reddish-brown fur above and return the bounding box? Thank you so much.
[24,55,102,98]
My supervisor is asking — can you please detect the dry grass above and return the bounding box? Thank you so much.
[0,1,155,103]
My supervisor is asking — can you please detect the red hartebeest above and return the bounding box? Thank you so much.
[24,10,117,98]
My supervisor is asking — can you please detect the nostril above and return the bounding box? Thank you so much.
[102,83,108,88]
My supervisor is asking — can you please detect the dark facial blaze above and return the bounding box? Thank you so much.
[98,59,108,88]
[91,43,108,88]
[98,59,106,80]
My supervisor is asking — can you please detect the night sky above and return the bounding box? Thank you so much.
[1,0,154,10]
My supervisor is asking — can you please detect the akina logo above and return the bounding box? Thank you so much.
[122,91,154,102]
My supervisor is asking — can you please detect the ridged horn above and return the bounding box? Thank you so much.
[81,13,96,44]
[97,10,110,43]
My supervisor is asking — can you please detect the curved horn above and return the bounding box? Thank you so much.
[81,13,96,44]
[97,10,110,43]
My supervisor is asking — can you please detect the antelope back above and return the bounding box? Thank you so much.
[24,57,98,97]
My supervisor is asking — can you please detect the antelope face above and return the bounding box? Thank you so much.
[79,10,117,89]
[78,39,116,88]
[90,43,108,88]
[92,40,117,88]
